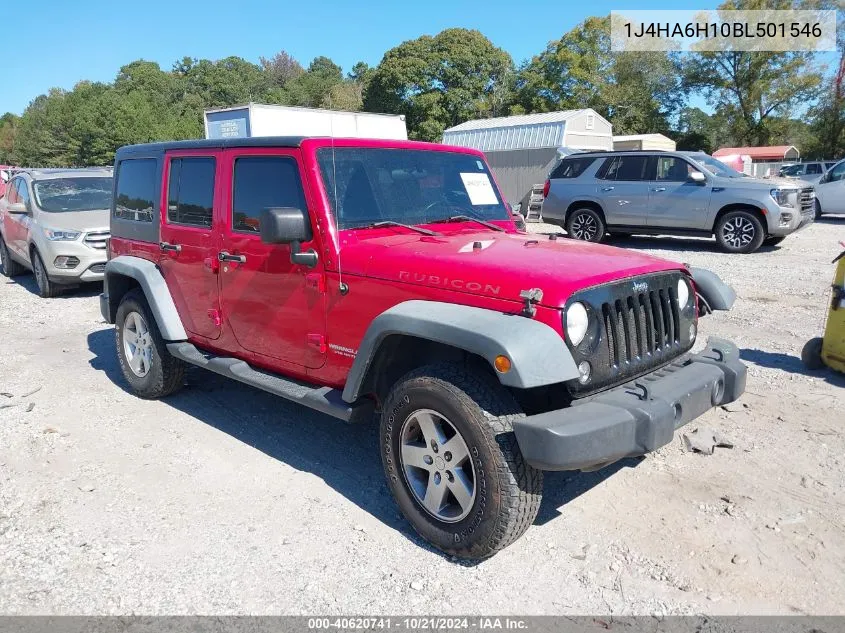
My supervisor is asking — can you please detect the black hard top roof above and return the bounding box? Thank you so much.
[115,136,307,159]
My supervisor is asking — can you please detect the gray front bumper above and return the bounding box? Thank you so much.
[513,338,746,471]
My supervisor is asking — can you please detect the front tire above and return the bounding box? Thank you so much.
[380,362,542,560]
[115,289,185,398]
[0,236,25,277]
[715,210,765,254]
[815,199,823,220]
[566,207,606,242]
[801,337,825,370]
[32,250,59,297]
[764,236,786,246]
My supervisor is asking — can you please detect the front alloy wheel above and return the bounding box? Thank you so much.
[715,211,764,253]
[400,409,476,523]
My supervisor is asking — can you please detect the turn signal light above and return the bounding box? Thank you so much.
[494,355,512,373]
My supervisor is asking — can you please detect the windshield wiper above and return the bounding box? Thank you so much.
[358,221,440,236]
[433,215,506,232]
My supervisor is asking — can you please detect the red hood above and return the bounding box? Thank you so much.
[339,228,685,307]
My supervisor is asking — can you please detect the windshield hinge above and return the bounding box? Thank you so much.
[519,288,543,318]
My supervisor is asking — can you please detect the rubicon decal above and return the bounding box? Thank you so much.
[398,271,501,295]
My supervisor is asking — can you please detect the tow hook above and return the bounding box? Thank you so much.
[519,288,543,318]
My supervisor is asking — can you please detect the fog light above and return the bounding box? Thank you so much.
[578,361,591,384]
[54,256,79,269]
[689,322,697,341]
[779,213,792,227]
[494,355,511,373]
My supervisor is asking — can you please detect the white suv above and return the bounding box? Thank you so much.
[0,168,113,297]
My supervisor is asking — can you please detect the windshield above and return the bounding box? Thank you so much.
[779,165,803,176]
[316,148,508,230]
[688,154,745,178]
[33,177,113,212]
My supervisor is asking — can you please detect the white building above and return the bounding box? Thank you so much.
[613,133,676,151]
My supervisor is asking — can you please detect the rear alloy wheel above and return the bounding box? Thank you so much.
[715,211,765,254]
[566,207,606,242]
[32,250,59,298]
[0,237,25,277]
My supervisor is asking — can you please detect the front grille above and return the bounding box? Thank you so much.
[566,272,696,396]
[84,231,110,250]
[799,188,815,215]
[88,263,106,274]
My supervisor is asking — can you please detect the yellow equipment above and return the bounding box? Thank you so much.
[802,243,845,374]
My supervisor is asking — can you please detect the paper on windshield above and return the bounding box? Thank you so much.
[460,173,498,205]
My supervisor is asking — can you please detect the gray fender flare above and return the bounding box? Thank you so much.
[103,256,187,341]
[342,300,579,403]
[689,267,735,311]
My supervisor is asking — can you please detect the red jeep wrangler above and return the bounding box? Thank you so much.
[100,137,745,559]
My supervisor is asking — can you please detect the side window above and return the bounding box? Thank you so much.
[599,156,649,181]
[231,156,306,233]
[653,156,694,182]
[167,157,215,228]
[6,178,20,204]
[827,162,845,182]
[805,163,822,174]
[114,159,157,222]
[16,179,30,205]
[550,157,596,179]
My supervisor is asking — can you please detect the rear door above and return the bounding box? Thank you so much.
[646,155,713,229]
[218,149,326,369]
[9,179,33,257]
[595,155,651,226]
[818,161,845,214]
[158,152,222,340]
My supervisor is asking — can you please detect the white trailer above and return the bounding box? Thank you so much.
[204,103,407,140]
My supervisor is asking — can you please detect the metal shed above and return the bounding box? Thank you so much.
[613,133,676,151]
[442,109,612,205]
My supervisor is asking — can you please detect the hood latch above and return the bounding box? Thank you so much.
[519,288,543,318]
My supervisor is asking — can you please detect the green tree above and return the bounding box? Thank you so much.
[364,28,514,141]
[515,17,683,134]
[0,113,19,164]
[683,0,824,146]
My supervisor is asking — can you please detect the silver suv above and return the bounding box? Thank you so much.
[779,161,837,183]
[0,168,113,297]
[541,150,815,253]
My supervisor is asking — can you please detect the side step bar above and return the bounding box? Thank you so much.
[166,342,370,423]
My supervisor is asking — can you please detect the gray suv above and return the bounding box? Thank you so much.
[541,150,816,253]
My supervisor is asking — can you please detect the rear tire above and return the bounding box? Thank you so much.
[115,288,185,398]
[0,236,25,277]
[715,210,765,254]
[380,362,542,559]
[566,207,606,242]
[32,250,59,298]
[801,337,825,370]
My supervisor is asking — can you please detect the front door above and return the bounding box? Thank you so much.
[218,149,326,369]
[158,152,222,340]
[818,162,845,214]
[595,155,651,226]
[646,155,713,230]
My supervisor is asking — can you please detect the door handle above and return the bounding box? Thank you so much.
[601,186,615,191]
[651,187,667,192]
[218,251,246,264]
[160,241,182,253]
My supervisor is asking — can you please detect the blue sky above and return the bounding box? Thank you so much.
[3,0,733,116]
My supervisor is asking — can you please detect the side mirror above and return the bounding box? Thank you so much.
[259,207,318,267]
[7,202,28,214]
[688,171,706,184]
[0,170,8,183]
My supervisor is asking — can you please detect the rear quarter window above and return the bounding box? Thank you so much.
[550,157,596,180]
[114,159,157,223]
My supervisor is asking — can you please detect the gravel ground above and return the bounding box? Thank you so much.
[1,217,845,615]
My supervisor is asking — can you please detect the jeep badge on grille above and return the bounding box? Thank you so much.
[633,280,649,293]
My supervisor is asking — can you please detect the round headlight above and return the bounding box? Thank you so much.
[677,278,691,308]
[566,302,589,346]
